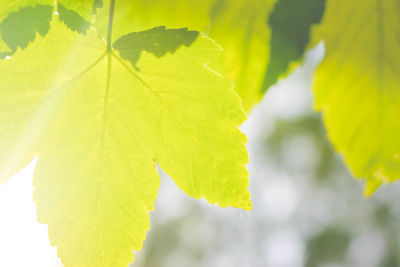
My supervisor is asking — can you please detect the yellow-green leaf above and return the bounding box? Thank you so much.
[95,0,214,40]
[0,1,58,182]
[311,0,400,194]
[96,0,276,112]
[208,0,277,112]
[0,17,251,266]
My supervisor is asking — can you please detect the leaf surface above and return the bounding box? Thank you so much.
[95,0,214,39]
[0,0,102,56]
[311,0,400,195]
[57,0,103,33]
[0,1,56,182]
[113,26,199,68]
[0,0,104,182]
[0,0,53,56]
[208,0,277,111]
[0,17,251,266]
[58,0,101,21]
[96,0,276,112]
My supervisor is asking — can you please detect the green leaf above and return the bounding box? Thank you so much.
[262,0,326,91]
[311,0,400,195]
[0,17,251,266]
[57,0,104,34]
[0,1,54,56]
[57,3,91,34]
[208,0,277,112]
[93,0,104,12]
[58,0,101,21]
[1,4,53,51]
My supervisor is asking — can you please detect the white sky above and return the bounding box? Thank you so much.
[0,159,62,267]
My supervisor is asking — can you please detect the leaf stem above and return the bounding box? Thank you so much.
[107,0,116,52]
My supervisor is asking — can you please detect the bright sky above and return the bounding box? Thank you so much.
[0,159,62,267]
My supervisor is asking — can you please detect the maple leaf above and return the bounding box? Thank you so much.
[311,0,400,195]
[0,11,251,267]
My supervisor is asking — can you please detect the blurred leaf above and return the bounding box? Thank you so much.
[262,0,326,91]
[265,114,337,180]
[311,0,400,194]
[93,0,104,12]
[208,0,277,112]
[0,17,251,266]
[306,227,350,267]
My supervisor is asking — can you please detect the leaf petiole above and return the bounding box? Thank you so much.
[107,0,116,52]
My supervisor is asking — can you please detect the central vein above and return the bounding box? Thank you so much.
[101,0,116,147]
[101,53,112,149]
[97,0,116,252]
